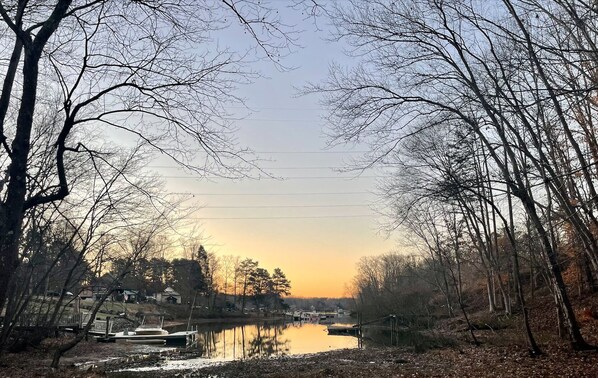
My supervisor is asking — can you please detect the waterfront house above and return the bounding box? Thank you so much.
[157,287,182,304]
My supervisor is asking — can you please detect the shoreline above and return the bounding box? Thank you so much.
[103,342,598,377]
[4,309,598,377]
[161,315,288,331]
[183,314,286,325]
[4,329,598,378]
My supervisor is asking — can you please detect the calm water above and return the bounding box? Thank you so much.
[174,320,358,361]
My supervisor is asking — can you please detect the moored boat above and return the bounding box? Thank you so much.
[134,326,169,336]
[133,314,168,336]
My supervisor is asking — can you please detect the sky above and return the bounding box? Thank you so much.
[150,5,399,298]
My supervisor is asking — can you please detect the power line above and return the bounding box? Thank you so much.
[223,117,320,122]
[188,214,374,220]
[161,175,383,180]
[148,165,356,170]
[224,105,324,111]
[198,204,369,209]
[166,191,371,196]
[254,150,368,154]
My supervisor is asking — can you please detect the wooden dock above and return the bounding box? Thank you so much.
[97,330,198,346]
[327,324,360,336]
[12,313,87,334]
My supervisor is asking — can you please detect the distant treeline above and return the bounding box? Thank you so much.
[284,297,353,312]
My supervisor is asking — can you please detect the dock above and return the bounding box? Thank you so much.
[327,324,360,336]
[92,315,198,346]
[97,330,198,345]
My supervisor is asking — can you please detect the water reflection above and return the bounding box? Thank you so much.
[181,321,358,361]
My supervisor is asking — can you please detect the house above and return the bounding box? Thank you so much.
[123,290,138,303]
[109,288,139,303]
[79,285,109,300]
[157,287,182,304]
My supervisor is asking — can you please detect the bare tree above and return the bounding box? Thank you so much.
[317,0,595,350]
[51,218,173,368]
[220,254,240,297]
[0,136,178,352]
[0,0,303,317]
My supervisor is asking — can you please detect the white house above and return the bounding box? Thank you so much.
[156,287,182,304]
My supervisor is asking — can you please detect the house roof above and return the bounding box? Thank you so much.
[163,287,180,295]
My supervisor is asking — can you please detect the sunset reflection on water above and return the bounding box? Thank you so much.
[188,321,358,361]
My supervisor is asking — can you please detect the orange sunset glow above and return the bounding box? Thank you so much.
[202,217,396,298]
[151,11,399,299]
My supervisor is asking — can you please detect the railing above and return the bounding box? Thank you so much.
[90,319,112,334]
[14,312,83,329]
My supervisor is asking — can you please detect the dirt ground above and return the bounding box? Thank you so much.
[102,341,598,378]
[0,336,142,377]
[3,335,598,378]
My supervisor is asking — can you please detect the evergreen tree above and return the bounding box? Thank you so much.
[270,268,291,310]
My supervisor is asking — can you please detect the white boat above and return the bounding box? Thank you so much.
[300,311,320,321]
[134,326,168,336]
[109,329,197,345]
[94,314,198,346]
[134,314,168,335]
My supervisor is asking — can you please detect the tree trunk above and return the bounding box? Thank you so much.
[526,203,590,349]
[583,254,597,293]
[486,276,496,313]
[0,0,73,313]
[0,49,42,314]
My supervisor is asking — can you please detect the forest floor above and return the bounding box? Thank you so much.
[4,294,598,377]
